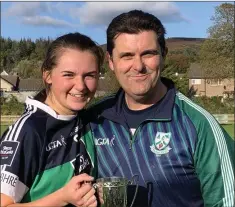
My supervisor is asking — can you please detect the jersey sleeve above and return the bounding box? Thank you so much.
[0,121,41,203]
[193,117,234,207]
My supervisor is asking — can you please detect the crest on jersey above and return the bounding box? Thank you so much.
[150,132,172,156]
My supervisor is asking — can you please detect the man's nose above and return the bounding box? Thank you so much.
[133,56,144,72]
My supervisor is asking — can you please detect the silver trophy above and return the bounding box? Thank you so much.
[94,175,139,207]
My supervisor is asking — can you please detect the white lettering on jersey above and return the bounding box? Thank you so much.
[0,141,20,166]
[0,171,29,202]
[70,126,80,137]
[95,135,115,146]
[73,134,79,142]
[46,135,67,152]
[72,125,84,142]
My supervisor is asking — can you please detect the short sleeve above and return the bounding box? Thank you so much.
[0,122,41,203]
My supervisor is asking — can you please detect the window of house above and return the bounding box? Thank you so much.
[210,79,223,86]
[191,79,201,85]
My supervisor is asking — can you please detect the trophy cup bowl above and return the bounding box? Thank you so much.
[94,175,139,207]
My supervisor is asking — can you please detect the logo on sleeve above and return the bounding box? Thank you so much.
[150,132,172,156]
[0,141,20,166]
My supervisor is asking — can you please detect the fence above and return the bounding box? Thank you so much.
[1,115,20,125]
[1,114,234,125]
[213,114,234,125]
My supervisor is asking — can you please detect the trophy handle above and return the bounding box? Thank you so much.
[128,174,139,207]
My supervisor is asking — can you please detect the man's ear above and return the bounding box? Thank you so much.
[43,71,52,84]
[163,47,168,60]
[107,52,114,71]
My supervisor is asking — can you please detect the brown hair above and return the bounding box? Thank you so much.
[107,10,166,57]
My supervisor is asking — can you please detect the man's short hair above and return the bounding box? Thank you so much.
[107,10,166,56]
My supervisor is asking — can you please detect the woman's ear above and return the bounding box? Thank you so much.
[43,71,52,84]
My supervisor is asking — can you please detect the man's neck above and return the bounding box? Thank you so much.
[125,80,167,111]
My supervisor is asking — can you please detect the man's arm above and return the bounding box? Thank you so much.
[194,119,234,207]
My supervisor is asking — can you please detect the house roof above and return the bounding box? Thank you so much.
[188,63,205,79]
[19,79,44,91]
[1,75,19,87]
[1,70,9,76]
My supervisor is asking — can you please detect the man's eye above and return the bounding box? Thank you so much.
[122,55,133,60]
[143,53,155,58]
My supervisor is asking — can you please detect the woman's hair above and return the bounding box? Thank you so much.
[34,32,104,101]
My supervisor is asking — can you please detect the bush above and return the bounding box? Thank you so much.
[1,95,24,115]
[191,96,234,114]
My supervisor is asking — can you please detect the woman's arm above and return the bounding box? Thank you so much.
[1,188,66,207]
[1,174,96,207]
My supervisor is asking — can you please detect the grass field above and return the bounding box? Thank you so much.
[1,123,234,139]
[222,124,234,138]
[1,125,8,136]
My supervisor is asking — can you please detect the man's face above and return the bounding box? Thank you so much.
[108,31,164,102]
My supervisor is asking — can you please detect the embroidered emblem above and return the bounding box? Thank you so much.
[150,132,172,156]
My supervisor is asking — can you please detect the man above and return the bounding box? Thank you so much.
[88,10,234,207]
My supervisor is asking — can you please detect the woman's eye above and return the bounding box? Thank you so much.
[63,73,74,77]
[85,74,96,79]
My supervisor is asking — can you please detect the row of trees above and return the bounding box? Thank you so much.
[1,37,52,78]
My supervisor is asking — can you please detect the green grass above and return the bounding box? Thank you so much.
[222,124,234,139]
[1,124,234,138]
[1,125,8,136]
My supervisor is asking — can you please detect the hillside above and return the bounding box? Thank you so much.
[100,37,205,52]
[166,37,205,51]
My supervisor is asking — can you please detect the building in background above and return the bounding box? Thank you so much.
[188,63,234,98]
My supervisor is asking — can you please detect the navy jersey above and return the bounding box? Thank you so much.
[87,78,234,207]
[0,97,96,203]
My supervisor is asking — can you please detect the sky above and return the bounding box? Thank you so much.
[1,1,225,45]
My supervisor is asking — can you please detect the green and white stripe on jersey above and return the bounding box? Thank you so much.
[176,92,234,207]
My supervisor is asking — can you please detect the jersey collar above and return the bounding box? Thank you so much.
[101,77,176,122]
[25,97,77,121]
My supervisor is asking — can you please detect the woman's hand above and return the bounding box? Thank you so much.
[77,183,97,207]
[60,173,97,207]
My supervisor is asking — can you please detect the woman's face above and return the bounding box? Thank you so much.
[44,48,99,115]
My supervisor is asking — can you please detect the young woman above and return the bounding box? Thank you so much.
[0,32,104,207]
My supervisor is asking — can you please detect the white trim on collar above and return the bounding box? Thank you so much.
[25,96,77,121]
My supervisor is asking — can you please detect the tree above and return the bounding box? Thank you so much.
[183,46,200,63]
[162,66,189,96]
[15,59,41,78]
[200,3,234,78]
[165,53,190,74]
